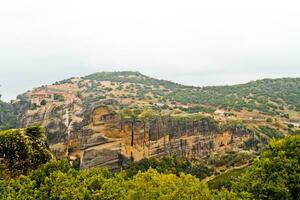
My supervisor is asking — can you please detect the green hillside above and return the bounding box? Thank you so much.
[1,72,300,131]
[170,78,300,113]
[84,72,299,107]
[83,71,183,89]
[78,72,300,116]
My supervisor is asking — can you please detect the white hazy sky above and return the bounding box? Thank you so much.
[0,0,300,101]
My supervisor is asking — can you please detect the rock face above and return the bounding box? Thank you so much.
[10,72,300,172]
[20,98,255,170]
[80,105,125,170]
[79,104,255,170]
[18,94,84,158]
[16,77,258,171]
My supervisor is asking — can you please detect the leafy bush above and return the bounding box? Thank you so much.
[2,134,300,199]
[124,156,213,180]
[0,126,53,178]
[53,94,65,102]
[266,118,272,123]
[258,125,284,139]
[40,99,47,106]
[0,160,213,200]
[233,135,300,200]
[0,100,17,130]
[208,167,248,190]
[209,151,252,168]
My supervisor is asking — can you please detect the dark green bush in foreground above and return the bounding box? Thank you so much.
[233,135,300,200]
[0,126,53,178]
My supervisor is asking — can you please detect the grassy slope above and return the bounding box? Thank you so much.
[80,72,300,116]
[84,72,299,106]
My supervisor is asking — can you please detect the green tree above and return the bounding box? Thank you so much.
[40,99,47,106]
[0,99,17,130]
[0,127,53,178]
[125,168,212,200]
[233,135,300,200]
[212,189,242,200]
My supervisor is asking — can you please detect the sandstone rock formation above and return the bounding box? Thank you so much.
[79,104,255,170]
[14,74,262,171]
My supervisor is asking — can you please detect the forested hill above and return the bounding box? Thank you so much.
[170,77,300,113]
[68,71,300,115]
[82,71,183,89]
[1,71,300,131]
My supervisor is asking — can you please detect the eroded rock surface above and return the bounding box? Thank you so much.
[79,104,255,170]
[16,78,259,170]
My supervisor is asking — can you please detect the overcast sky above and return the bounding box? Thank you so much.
[0,0,300,101]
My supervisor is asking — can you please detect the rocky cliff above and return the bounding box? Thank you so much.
[12,72,293,170]
[79,102,256,170]
[18,92,257,170]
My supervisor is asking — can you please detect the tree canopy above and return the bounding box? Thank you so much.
[232,135,300,200]
[1,127,300,199]
[0,126,53,179]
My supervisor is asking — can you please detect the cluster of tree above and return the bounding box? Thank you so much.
[208,151,253,168]
[82,94,106,108]
[208,167,248,190]
[257,125,284,139]
[0,124,299,199]
[169,78,300,115]
[0,99,17,130]
[83,71,183,90]
[53,94,65,102]
[178,105,216,113]
[0,126,53,178]
[0,159,221,200]
[288,129,300,135]
[124,156,213,180]
[54,78,74,85]
[232,135,300,199]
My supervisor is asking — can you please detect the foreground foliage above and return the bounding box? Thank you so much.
[0,160,215,200]
[0,126,53,178]
[1,127,299,200]
[0,100,17,130]
[124,156,213,180]
[233,135,300,200]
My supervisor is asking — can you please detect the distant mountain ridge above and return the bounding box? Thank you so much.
[57,71,300,114]
[1,71,300,131]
